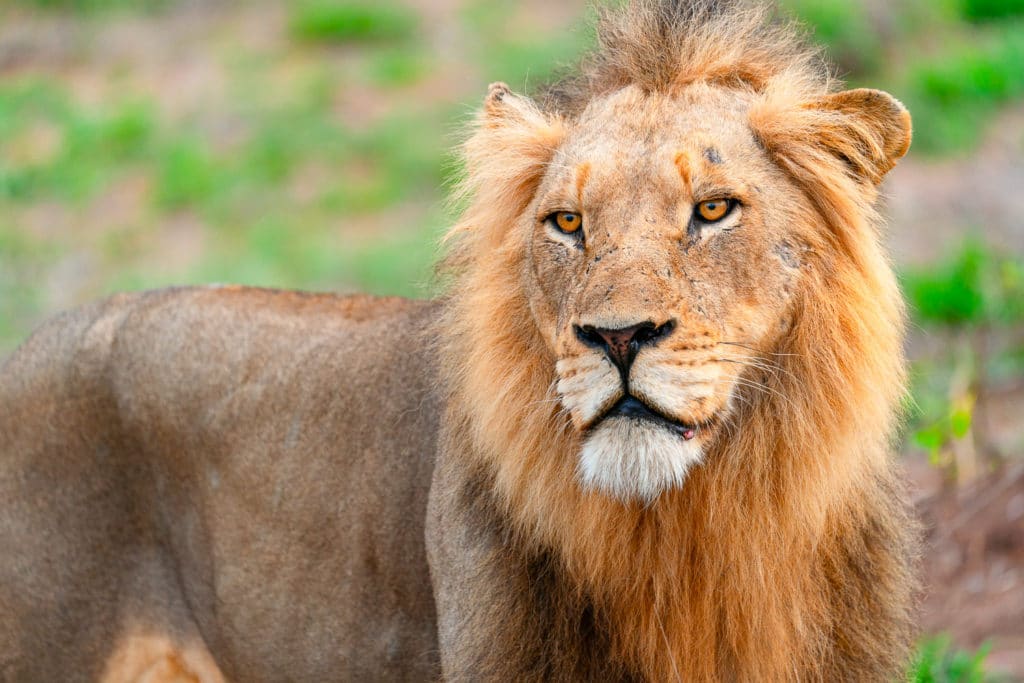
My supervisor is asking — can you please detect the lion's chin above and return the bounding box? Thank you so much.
[578,416,704,504]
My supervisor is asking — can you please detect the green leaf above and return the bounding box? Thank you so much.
[914,425,946,461]
[949,405,973,439]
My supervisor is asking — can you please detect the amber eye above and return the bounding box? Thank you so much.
[552,211,583,235]
[695,199,732,222]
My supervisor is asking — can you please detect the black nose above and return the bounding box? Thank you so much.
[574,320,675,375]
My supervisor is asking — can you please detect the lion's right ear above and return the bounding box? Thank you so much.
[452,83,564,235]
[478,81,562,141]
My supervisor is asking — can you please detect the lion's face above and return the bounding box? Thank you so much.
[523,86,807,502]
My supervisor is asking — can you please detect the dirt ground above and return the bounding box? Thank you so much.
[913,457,1024,678]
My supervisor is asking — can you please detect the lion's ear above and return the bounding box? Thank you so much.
[807,89,912,183]
[452,83,564,238]
[481,82,549,128]
[753,88,912,185]
[482,82,528,120]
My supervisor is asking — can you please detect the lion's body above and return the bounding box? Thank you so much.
[0,288,441,681]
[2,1,921,681]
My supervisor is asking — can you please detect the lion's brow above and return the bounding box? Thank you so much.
[673,151,692,193]
[576,162,592,204]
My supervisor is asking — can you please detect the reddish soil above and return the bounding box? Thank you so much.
[913,457,1024,678]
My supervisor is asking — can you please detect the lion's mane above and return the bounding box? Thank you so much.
[440,0,917,679]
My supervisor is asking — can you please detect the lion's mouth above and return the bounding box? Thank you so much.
[597,395,707,441]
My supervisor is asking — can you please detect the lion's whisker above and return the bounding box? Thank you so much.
[717,341,801,359]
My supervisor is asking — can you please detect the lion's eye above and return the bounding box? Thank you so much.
[551,211,583,235]
[695,199,733,223]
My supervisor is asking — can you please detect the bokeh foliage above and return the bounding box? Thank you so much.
[290,1,418,43]
[901,240,1023,488]
[910,635,997,683]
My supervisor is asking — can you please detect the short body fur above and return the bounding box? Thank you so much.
[1,289,441,681]
[1,1,918,681]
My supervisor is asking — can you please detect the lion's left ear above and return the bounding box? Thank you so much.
[450,83,564,242]
[753,88,912,185]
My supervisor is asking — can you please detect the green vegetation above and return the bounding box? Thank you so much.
[781,0,884,75]
[460,1,594,89]
[909,635,997,682]
[0,71,449,348]
[902,241,1024,476]
[10,0,166,12]
[961,0,1024,23]
[903,23,1024,153]
[0,82,156,202]
[290,2,418,43]
[904,240,1024,328]
[366,47,429,87]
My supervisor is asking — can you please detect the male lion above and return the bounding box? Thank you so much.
[1,0,918,680]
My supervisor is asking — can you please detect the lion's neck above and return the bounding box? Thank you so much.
[447,340,896,679]
[440,250,908,680]
[464,410,890,680]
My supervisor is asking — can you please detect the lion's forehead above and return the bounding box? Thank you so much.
[571,87,754,151]
[553,90,763,198]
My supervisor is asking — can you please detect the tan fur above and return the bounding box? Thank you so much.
[1,288,442,681]
[1,2,917,681]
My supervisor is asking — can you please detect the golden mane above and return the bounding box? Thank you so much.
[541,0,829,114]
[441,0,916,679]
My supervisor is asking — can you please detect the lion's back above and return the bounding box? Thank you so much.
[0,286,443,681]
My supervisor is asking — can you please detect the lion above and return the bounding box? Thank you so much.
[0,0,918,680]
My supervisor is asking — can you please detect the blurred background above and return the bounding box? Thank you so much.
[1,0,1022,678]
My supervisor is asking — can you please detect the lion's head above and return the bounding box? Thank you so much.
[441,1,915,678]
[447,1,910,504]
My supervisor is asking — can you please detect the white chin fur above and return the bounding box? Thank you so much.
[578,417,703,503]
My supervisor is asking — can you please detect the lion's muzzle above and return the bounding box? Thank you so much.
[573,319,676,381]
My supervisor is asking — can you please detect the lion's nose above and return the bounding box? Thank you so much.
[574,320,675,375]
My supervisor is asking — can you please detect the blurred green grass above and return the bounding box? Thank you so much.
[903,21,1024,153]
[910,635,1000,682]
[902,241,1024,470]
[9,0,167,11]
[782,0,886,74]
[962,0,1024,23]
[290,1,418,43]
